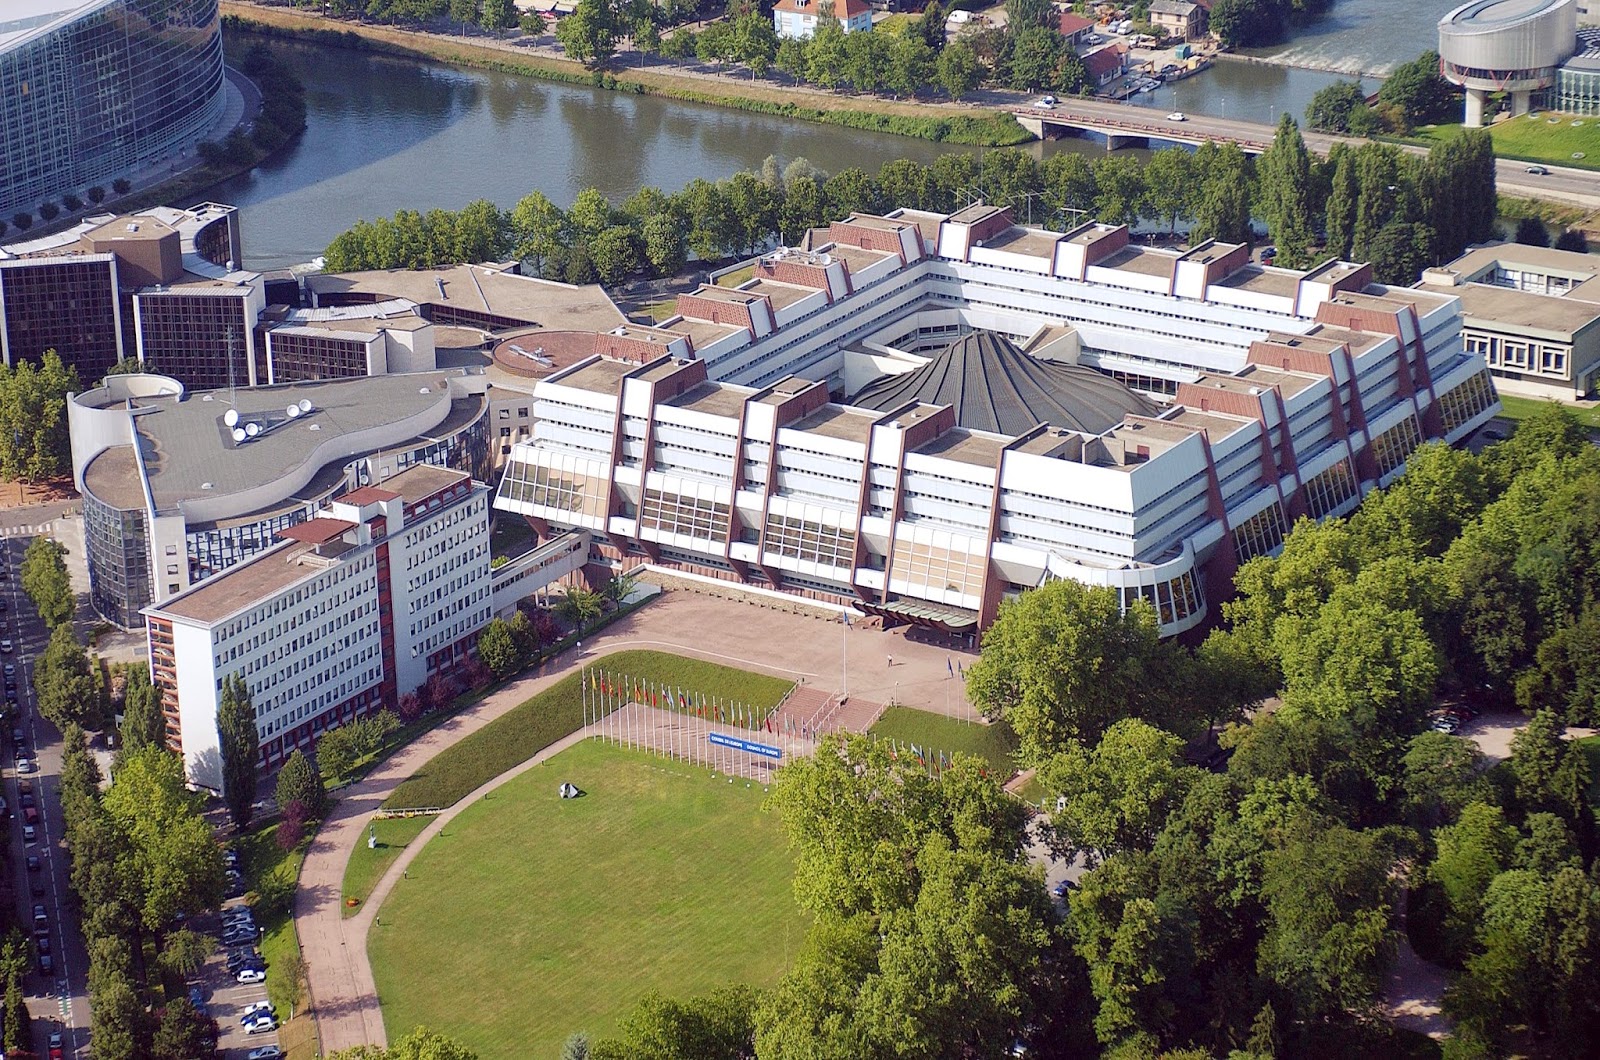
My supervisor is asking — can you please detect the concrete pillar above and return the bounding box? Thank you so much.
[1511,89,1532,117]
[1464,88,1487,127]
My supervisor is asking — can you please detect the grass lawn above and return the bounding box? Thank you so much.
[383,650,794,811]
[715,264,755,287]
[868,706,1020,775]
[640,297,678,322]
[340,814,433,917]
[237,823,315,1057]
[1495,393,1600,429]
[1414,112,1600,169]
[368,741,806,1058]
[490,515,535,560]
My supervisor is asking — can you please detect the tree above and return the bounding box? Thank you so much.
[966,579,1191,763]
[1189,143,1256,246]
[1009,26,1061,92]
[1510,709,1591,822]
[1430,800,1516,957]
[102,746,225,934]
[479,0,514,30]
[21,534,73,628]
[1377,50,1455,127]
[1305,80,1367,133]
[805,16,849,90]
[935,38,979,102]
[1401,731,1488,828]
[1256,115,1316,267]
[886,34,934,98]
[112,177,130,195]
[1143,148,1194,234]
[1323,145,1358,259]
[276,748,328,818]
[3,972,28,1057]
[450,0,481,33]
[88,185,106,204]
[151,998,214,1060]
[1257,822,1394,1021]
[1556,228,1589,253]
[1040,719,1193,865]
[477,617,522,679]
[597,986,758,1060]
[562,1033,592,1060]
[1515,216,1550,247]
[273,952,310,1018]
[34,622,96,731]
[1091,154,1147,229]
[1004,0,1053,31]
[556,0,619,66]
[219,672,260,830]
[158,927,216,979]
[0,349,82,481]
[328,1026,481,1059]
[555,585,604,635]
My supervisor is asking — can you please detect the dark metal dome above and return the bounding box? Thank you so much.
[849,330,1157,436]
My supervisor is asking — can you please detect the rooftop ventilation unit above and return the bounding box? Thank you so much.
[222,398,315,445]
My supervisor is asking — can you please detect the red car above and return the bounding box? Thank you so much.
[48,1031,63,1059]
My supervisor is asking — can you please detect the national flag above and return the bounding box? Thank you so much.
[590,670,598,691]
[842,610,852,626]
[947,657,954,676]
[888,741,898,760]
[765,715,773,733]
[911,743,925,764]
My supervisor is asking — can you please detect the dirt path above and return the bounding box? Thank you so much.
[1383,886,1454,1040]
[295,588,980,1053]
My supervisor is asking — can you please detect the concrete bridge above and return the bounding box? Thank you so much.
[1007,95,1600,209]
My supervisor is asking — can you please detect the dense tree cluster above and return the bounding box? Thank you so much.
[329,1025,481,1059]
[314,708,401,781]
[63,737,225,1059]
[1258,117,1495,276]
[199,45,307,169]
[1306,52,1457,136]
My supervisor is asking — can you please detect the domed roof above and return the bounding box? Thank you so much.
[849,331,1157,437]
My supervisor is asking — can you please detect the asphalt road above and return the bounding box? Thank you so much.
[1,529,91,1057]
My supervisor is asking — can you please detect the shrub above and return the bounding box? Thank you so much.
[37,202,59,221]
[11,213,31,231]
[62,194,83,213]
[87,186,106,205]
[112,178,131,195]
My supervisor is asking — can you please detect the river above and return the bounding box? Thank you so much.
[212,6,1444,272]
[211,44,1122,270]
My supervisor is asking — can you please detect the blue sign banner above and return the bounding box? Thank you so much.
[709,732,783,760]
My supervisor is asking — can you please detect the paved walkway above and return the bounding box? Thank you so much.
[296,589,983,1053]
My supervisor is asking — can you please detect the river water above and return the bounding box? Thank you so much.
[213,4,1445,271]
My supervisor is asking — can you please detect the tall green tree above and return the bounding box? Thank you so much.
[119,663,166,752]
[556,0,619,66]
[1323,144,1358,259]
[477,617,522,679]
[1039,719,1193,865]
[967,579,1192,763]
[20,534,73,628]
[1256,115,1316,267]
[102,745,225,934]
[218,672,260,830]
[0,350,82,481]
[276,748,328,817]
[328,1025,481,1059]
[34,622,96,731]
[1189,141,1255,245]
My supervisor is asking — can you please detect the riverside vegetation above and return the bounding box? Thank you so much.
[323,120,1496,291]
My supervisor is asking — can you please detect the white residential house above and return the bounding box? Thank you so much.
[772,0,872,40]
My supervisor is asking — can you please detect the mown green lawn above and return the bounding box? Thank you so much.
[868,705,1020,775]
[1494,393,1600,429]
[1414,112,1600,169]
[340,814,433,917]
[368,740,806,1058]
[382,650,793,812]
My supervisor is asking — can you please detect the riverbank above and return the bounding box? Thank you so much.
[218,4,1032,147]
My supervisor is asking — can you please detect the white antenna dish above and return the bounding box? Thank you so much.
[245,422,261,437]
[286,404,301,419]
[298,399,312,414]
[231,428,246,443]
[223,408,239,428]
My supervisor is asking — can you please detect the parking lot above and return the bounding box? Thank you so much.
[195,856,283,1058]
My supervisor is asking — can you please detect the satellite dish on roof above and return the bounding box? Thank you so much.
[298,399,313,414]
[224,408,239,428]
[231,428,247,443]
[286,404,301,419]
[245,422,261,437]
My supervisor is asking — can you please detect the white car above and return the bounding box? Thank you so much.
[16,758,34,774]
[244,1014,277,1034]
[236,967,267,985]
[240,1001,275,1025]
[1,640,13,654]
[1166,112,1187,122]
[1036,95,1057,109]
[248,1048,285,1060]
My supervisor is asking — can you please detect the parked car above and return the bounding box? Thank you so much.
[243,1013,277,1034]
[10,727,24,744]
[226,947,261,970]
[222,929,260,947]
[1431,715,1462,734]
[25,855,39,872]
[48,1031,63,1060]
[240,1001,275,1025]
[17,758,36,774]
[1527,165,1550,175]
[236,967,268,985]
[2,639,14,653]
[248,1047,285,1060]
[37,953,52,977]
[30,878,45,898]
[188,985,206,1007]
[22,823,36,843]
[1166,112,1186,121]
[1036,95,1057,108]
[31,904,46,925]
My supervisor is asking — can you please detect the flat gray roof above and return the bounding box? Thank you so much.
[83,371,484,513]
[1450,281,1600,334]
[305,265,624,332]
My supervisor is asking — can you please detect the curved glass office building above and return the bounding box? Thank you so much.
[0,1,226,218]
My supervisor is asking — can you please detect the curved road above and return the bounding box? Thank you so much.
[295,589,981,1054]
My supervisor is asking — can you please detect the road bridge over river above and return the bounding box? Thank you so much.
[1008,96,1600,209]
